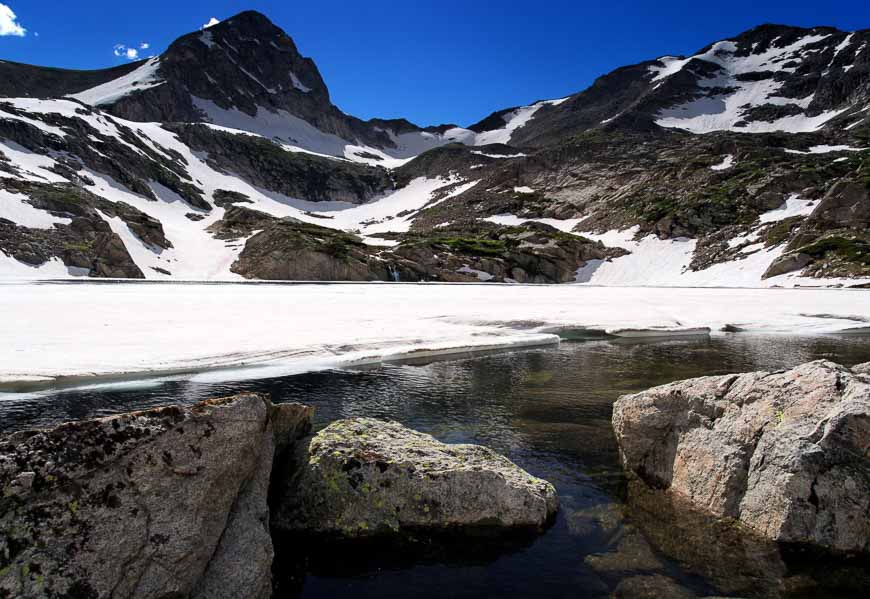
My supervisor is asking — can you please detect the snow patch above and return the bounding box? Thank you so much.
[289,72,311,93]
[69,58,164,106]
[484,213,589,233]
[758,194,817,223]
[784,145,863,154]
[474,98,568,145]
[710,155,735,170]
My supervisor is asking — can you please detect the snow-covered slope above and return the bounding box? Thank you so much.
[68,58,164,107]
[653,34,854,133]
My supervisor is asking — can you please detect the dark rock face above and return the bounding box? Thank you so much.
[0,61,142,99]
[213,189,253,207]
[231,216,392,281]
[0,103,208,211]
[0,394,314,599]
[272,418,559,537]
[393,220,626,283]
[612,360,870,552]
[169,124,393,204]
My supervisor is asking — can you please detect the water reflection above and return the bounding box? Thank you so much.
[2,335,869,598]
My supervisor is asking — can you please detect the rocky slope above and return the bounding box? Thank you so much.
[0,12,868,286]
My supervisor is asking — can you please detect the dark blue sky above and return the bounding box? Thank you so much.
[1,1,868,126]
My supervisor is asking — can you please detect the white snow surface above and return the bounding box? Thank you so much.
[2,282,868,390]
[484,213,589,233]
[0,256,87,280]
[303,177,478,236]
[758,195,818,223]
[0,140,69,183]
[69,58,164,106]
[784,145,863,154]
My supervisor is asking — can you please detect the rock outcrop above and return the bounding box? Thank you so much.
[273,418,559,536]
[1,399,561,595]
[0,394,313,599]
[612,360,870,552]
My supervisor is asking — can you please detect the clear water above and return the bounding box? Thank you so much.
[2,334,869,598]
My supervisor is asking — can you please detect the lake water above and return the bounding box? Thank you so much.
[2,334,869,598]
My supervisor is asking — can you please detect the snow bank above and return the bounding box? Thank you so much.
[484,213,588,233]
[0,256,86,280]
[1,282,867,391]
[69,58,164,106]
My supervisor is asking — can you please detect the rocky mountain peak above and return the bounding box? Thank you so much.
[104,11,329,123]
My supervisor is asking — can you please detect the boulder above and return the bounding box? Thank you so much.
[612,360,870,552]
[273,418,558,536]
[762,251,813,279]
[0,394,313,599]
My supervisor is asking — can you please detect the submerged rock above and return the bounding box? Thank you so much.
[0,394,313,599]
[612,360,870,552]
[273,418,559,536]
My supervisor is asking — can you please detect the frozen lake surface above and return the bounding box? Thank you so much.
[2,281,870,392]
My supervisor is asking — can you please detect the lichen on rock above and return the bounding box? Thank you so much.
[272,418,559,537]
[0,393,312,599]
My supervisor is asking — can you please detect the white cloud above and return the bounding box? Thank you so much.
[113,43,142,61]
[202,17,220,29]
[0,3,26,37]
[139,42,149,50]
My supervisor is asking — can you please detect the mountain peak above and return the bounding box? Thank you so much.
[79,9,340,132]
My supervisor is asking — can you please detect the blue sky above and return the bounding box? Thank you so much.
[1,1,868,126]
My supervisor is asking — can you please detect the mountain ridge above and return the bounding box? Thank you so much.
[0,11,868,286]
